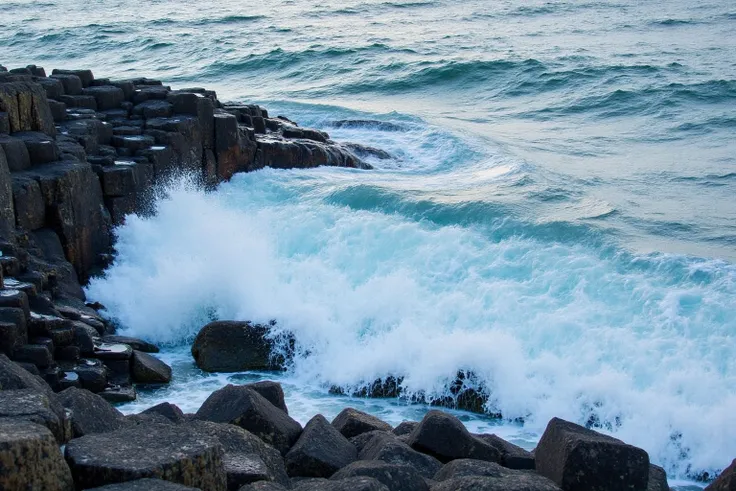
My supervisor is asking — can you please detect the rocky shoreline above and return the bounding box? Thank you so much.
[0,64,732,490]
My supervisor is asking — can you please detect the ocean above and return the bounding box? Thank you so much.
[3,0,735,484]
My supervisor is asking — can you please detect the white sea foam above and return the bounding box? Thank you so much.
[87,167,736,479]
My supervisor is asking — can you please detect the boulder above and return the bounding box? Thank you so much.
[392,421,418,437]
[285,414,357,478]
[103,334,159,353]
[292,477,390,491]
[0,352,51,392]
[431,474,561,491]
[0,388,69,442]
[247,381,288,414]
[332,408,392,438]
[191,321,285,373]
[84,478,201,490]
[706,459,736,490]
[52,69,94,87]
[350,430,391,454]
[64,423,227,490]
[406,410,501,463]
[132,350,172,384]
[647,464,669,491]
[57,386,126,437]
[359,432,441,479]
[474,433,535,470]
[186,420,290,488]
[0,420,74,490]
[534,417,649,491]
[196,384,302,455]
[141,402,186,423]
[330,461,428,491]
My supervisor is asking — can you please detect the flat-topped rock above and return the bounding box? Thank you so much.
[57,386,126,437]
[84,478,202,490]
[0,387,69,442]
[64,422,227,490]
[0,420,74,491]
[330,461,428,491]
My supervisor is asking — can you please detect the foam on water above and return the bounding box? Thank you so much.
[88,141,736,481]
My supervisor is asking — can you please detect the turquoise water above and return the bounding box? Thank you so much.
[4,0,736,483]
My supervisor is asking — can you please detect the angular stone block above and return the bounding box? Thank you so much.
[52,69,94,88]
[83,85,125,111]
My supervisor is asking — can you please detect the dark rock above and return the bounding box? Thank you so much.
[393,421,418,437]
[84,478,201,490]
[407,410,501,463]
[0,134,32,171]
[239,482,289,491]
[72,358,108,392]
[102,334,159,353]
[332,408,392,438]
[83,85,125,111]
[98,385,137,403]
[648,464,669,491]
[534,417,649,491]
[15,130,60,165]
[330,461,429,491]
[0,320,24,355]
[57,386,126,437]
[349,430,390,454]
[141,402,186,423]
[214,112,244,180]
[0,147,12,234]
[247,381,288,414]
[111,134,156,152]
[359,432,442,479]
[329,120,405,132]
[64,423,227,490]
[0,352,51,392]
[132,350,172,384]
[13,343,53,368]
[185,420,290,488]
[73,321,99,354]
[431,474,560,491]
[292,477,390,491]
[196,384,302,455]
[52,69,94,87]
[191,321,286,373]
[50,74,83,95]
[0,420,74,491]
[0,111,9,133]
[474,434,535,470]
[0,388,68,442]
[58,94,98,110]
[48,98,67,122]
[0,288,29,317]
[0,81,57,135]
[343,143,392,160]
[36,76,64,99]
[12,175,46,229]
[285,414,357,478]
[134,100,174,119]
[94,342,133,360]
[707,459,736,490]
[55,345,80,361]
[133,86,170,104]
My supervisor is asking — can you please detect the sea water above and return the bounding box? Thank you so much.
[3,0,735,484]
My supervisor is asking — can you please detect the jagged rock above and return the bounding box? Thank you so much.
[196,384,302,455]
[407,410,501,463]
[0,420,74,491]
[705,459,736,490]
[648,464,669,491]
[191,321,285,373]
[534,417,649,491]
[392,421,418,437]
[0,352,50,391]
[213,111,245,180]
[186,420,290,488]
[285,414,357,478]
[359,432,442,479]
[332,408,392,438]
[0,134,32,171]
[246,381,288,414]
[292,477,390,491]
[57,386,126,437]
[330,461,428,491]
[102,334,159,353]
[474,433,535,470]
[132,350,172,384]
[141,402,186,423]
[84,478,201,490]
[64,423,226,490]
[0,388,68,442]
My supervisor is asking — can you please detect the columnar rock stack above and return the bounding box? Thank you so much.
[0,64,372,405]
